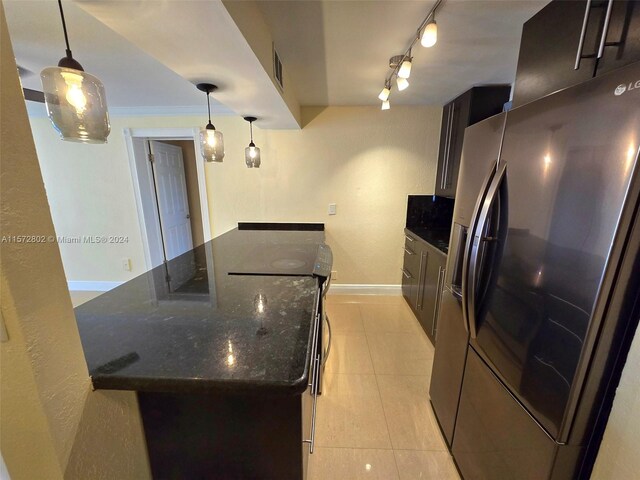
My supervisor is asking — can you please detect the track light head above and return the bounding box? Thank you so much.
[421,20,438,48]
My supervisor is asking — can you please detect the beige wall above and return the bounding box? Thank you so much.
[592,329,640,479]
[29,105,442,285]
[0,5,150,479]
[163,140,205,247]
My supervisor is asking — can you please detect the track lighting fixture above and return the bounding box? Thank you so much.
[243,117,261,168]
[375,0,444,102]
[398,57,413,79]
[41,0,110,143]
[196,83,225,163]
[397,77,409,91]
[421,20,438,48]
[378,83,391,102]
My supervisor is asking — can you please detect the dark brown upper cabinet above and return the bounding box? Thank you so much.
[513,0,640,107]
[435,86,511,198]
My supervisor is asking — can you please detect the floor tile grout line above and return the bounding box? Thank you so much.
[359,302,403,479]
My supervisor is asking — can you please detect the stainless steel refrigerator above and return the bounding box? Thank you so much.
[429,61,640,479]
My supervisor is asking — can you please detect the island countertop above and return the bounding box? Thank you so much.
[74,228,324,395]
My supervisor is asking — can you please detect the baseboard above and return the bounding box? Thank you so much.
[327,284,402,296]
[67,281,124,292]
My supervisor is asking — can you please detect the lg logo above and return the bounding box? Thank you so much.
[615,80,640,95]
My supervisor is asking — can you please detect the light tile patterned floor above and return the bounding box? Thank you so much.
[309,294,460,480]
[69,290,103,307]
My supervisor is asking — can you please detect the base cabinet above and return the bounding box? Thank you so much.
[138,388,314,479]
[402,230,447,344]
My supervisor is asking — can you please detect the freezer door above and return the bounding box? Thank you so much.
[429,287,469,446]
[452,348,557,480]
[467,62,640,441]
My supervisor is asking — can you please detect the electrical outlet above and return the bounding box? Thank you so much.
[122,258,132,271]
[328,203,337,215]
[331,270,338,280]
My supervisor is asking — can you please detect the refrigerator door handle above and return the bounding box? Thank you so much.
[466,162,507,339]
[574,0,592,70]
[461,159,498,334]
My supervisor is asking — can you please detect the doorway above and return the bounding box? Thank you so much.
[124,128,212,272]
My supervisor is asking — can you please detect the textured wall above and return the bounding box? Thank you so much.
[0,4,150,478]
[29,105,441,286]
[592,329,640,478]
[205,106,442,285]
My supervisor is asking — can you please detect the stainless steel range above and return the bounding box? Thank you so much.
[228,224,334,394]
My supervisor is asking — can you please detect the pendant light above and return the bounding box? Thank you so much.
[381,100,390,111]
[40,0,110,143]
[196,83,225,162]
[243,117,261,168]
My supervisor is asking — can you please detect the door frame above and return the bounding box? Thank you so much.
[124,127,212,271]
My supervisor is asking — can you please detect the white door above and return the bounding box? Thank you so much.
[149,140,193,261]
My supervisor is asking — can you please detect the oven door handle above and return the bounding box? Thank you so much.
[321,314,332,366]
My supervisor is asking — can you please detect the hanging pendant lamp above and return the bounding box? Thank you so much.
[40,0,110,143]
[196,83,224,163]
[243,117,261,168]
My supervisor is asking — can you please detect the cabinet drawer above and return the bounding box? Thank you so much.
[403,241,420,277]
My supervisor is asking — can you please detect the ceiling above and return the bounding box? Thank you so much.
[3,0,232,116]
[5,0,548,124]
[258,0,548,105]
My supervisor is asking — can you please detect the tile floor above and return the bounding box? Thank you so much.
[69,290,103,307]
[309,294,460,480]
[69,290,460,478]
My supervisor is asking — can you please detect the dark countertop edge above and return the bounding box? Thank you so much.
[89,286,320,397]
[91,374,310,397]
[405,227,449,256]
[238,222,325,231]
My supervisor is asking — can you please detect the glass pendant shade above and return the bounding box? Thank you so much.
[396,77,409,91]
[398,60,412,79]
[245,143,261,168]
[381,100,390,110]
[200,126,225,162]
[41,66,110,143]
[421,21,438,48]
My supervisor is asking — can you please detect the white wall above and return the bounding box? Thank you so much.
[0,4,150,478]
[29,105,442,286]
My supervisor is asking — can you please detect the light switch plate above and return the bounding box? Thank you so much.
[328,203,337,215]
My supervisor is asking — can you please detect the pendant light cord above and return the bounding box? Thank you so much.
[206,92,212,124]
[250,121,254,143]
[57,0,73,58]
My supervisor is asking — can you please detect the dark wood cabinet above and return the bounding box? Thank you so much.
[402,230,447,344]
[401,233,420,308]
[435,86,510,198]
[513,0,640,107]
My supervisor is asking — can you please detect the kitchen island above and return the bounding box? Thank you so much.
[74,227,329,479]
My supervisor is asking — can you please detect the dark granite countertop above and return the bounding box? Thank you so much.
[406,227,450,255]
[74,228,325,395]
